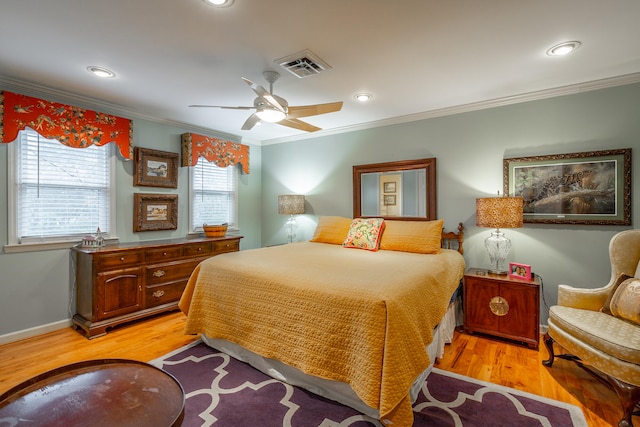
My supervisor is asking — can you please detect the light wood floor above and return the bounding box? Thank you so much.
[0,312,629,427]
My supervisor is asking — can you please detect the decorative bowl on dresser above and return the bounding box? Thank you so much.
[71,236,242,338]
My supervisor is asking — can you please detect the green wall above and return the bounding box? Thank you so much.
[0,117,263,339]
[1,82,638,340]
[262,83,640,324]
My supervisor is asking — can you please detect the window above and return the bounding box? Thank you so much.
[190,157,237,232]
[8,128,115,246]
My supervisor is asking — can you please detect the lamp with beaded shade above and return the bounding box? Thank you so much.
[476,195,524,274]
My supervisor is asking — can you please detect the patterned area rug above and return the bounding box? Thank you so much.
[151,341,587,427]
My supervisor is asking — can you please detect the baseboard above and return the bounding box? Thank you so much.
[0,319,72,345]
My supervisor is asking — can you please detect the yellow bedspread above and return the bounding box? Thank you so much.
[180,242,465,426]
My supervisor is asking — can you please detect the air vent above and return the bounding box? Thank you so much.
[276,49,331,78]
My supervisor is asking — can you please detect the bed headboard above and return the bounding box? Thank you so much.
[442,222,464,254]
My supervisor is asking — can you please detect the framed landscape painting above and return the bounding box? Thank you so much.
[504,148,631,225]
[134,193,178,232]
[134,147,179,188]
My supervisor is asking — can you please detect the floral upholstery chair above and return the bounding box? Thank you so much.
[543,229,640,427]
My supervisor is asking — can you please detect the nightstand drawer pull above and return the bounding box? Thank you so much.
[489,296,509,316]
[153,270,166,278]
[152,290,165,298]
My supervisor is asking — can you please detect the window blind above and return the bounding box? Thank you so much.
[191,157,236,230]
[16,129,111,241]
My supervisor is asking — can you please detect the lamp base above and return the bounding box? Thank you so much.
[484,229,511,275]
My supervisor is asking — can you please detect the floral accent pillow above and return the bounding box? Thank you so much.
[343,218,385,251]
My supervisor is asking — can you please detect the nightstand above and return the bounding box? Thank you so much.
[463,267,540,349]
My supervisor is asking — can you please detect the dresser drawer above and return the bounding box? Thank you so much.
[214,239,239,254]
[145,280,187,308]
[184,242,213,257]
[145,259,202,286]
[145,246,183,263]
[97,251,144,269]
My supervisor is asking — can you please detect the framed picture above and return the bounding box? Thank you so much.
[383,182,396,193]
[134,147,179,188]
[504,148,631,225]
[509,262,532,280]
[383,195,396,206]
[133,193,178,232]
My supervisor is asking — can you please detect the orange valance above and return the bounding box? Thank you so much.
[0,91,133,159]
[181,132,250,174]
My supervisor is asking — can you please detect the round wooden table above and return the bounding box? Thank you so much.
[0,359,184,427]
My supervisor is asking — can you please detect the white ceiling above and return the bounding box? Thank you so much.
[2,0,640,145]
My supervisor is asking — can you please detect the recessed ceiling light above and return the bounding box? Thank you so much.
[546,41,581,56]
[354,93,373,102]
[87,66,116,78]
[203,0,234,7]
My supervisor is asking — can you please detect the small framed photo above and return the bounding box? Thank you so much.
[383,182,396,193]
[134,193,178,232]
[509,262,532,280]
[383,195,396,206]
[134,147,179,188]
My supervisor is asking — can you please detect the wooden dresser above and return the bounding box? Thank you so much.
[463,267,540,349]
[71,236,241,338]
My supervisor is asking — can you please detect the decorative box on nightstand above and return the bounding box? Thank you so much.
[463,267,540,349]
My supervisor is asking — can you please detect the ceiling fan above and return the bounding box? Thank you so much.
[189,71,343,132]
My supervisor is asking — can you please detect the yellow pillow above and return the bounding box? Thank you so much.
[609,277,640,326]
[310,216,352,245]
[379,219,443,254]
[601,273,632,315]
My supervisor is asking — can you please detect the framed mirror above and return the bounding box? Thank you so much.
[353,158,437,220]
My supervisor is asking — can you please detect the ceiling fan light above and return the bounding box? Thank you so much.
[256,109,286,122]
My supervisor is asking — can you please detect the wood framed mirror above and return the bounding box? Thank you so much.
[353,158,437,221]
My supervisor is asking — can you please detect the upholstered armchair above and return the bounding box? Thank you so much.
[543,229,640,427]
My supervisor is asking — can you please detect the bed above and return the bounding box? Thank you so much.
[179,217,465,426]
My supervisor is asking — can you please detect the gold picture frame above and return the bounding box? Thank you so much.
[134,147,179,188]
[133,193,178,232]
[504,148,631,225]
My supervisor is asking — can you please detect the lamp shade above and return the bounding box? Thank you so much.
[476,197,523,229]
[278,195,305,215]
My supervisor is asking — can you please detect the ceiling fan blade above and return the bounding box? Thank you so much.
[287,102,343,119]
[277,118,321,132]
[189,104,255,110]
[241,113,261,130]
[241,78,286,113]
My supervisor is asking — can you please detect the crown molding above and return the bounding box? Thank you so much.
[0,76,259,146]
[261,72,640,145]
[4,72,639,147]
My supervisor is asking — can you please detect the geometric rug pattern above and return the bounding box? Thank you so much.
[151,341,588,427]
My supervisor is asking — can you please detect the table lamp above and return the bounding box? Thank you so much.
[278,195,305,243]
[476,195,523,274]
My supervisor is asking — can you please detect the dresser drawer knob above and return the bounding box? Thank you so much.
[152,290,165,298]
[163,252,167,256]
[197,247,202,251]
[120,257,125,261]
[153,270,166,277]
